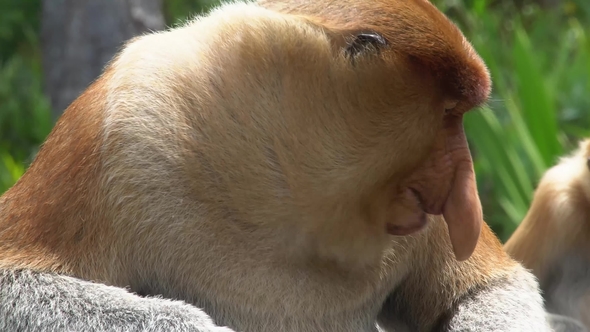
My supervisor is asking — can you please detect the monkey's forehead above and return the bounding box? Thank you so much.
[116,0,490,112]
[258,0,491,109]
[258,0,464,54]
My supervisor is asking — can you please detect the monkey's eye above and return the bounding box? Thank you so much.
[345,33,388,59]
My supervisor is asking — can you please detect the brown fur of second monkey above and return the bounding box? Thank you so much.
[506,139,590,330]
[0,0,550,331]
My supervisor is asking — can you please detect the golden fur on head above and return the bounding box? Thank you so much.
[259,0,491,110]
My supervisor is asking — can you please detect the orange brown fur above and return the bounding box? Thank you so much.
[0,1,547,331]
[0,70,113,278]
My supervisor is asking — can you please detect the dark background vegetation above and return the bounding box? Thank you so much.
[1,0,588,242]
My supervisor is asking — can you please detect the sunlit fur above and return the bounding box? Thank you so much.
[0,1,550,331]
[505,139,590,330]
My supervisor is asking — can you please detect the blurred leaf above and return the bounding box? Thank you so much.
[465,108,532,226]
[0,148,24,193]
[0,0,42,62]
[512,26,563,167]
[164,0,221,26]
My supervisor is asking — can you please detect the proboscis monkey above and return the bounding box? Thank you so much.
[506,139,590,332]
[0,0,552,331]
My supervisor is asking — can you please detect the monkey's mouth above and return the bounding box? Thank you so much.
[386,213,427,236]
[385,188,440,236]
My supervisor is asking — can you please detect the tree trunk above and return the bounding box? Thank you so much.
[41,0,165,120]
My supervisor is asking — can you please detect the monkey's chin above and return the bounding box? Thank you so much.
[385,212,428,236]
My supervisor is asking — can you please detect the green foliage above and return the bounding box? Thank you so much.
[1,0,589,243]
[0,0,51,193]
[164,0,221,26]
[0,0,42,63]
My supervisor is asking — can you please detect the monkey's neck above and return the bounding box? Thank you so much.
[506,193,587,284]
[505,217,554,281]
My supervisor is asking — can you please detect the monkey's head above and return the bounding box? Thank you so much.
[537,138,590,213]
[241,0,491,262]
[504,139,590,285]
[103,0,490,267]
[531,139,590,241]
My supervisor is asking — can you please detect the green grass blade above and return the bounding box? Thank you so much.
[512,26,563,166]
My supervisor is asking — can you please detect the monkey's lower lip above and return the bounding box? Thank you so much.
[385,188,436,236]
[384,188,438,236]
[386,212,427,236]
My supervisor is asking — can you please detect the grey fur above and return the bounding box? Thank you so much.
[546,314,588,332]
[0,269,236,332]
[1,266,558,332]
[435,265,553,332]
[543,253,590,330]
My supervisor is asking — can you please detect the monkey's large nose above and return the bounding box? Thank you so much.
[404,117,483,261]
